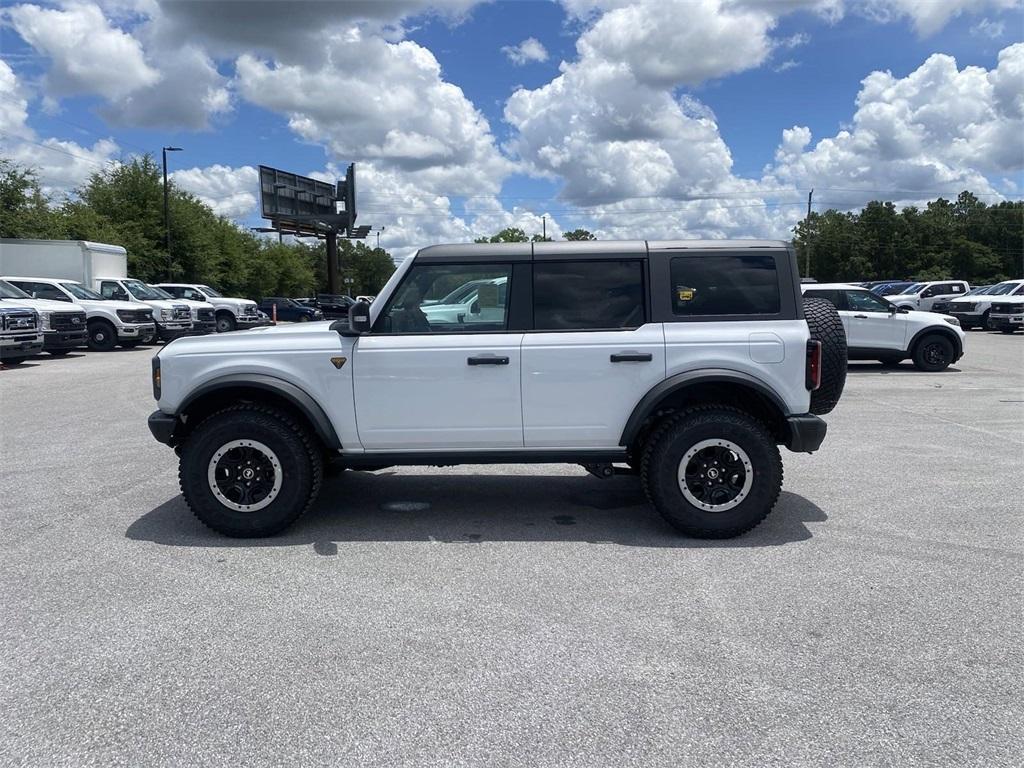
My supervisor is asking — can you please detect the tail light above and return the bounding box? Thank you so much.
[806,340,822,391]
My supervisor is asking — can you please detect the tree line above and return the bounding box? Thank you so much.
[0,156,396,299]
[793,192,1023,283]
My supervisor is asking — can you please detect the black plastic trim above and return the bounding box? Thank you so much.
[148,410,177,444]
[784,414,827,453]
[175,374,342,449]
[610,353,653,362]
[467,355,509,365]
[340,449,627,468]
[619,369,789,447]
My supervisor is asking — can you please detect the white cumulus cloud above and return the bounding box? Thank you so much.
[171,165,259,219]
[502,37,549,65]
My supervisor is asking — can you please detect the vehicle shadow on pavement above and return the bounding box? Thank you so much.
[127,473,827,551]
[845,362,961,374]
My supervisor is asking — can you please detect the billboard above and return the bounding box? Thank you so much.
[259,165,338,232]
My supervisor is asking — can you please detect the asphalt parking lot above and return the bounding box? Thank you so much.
[1,332,1022,767]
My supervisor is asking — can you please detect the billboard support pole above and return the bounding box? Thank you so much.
[327,230,339,296]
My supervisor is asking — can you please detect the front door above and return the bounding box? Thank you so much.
[353,262,523,450]
[521,258,664,448]
[844,289,905,351]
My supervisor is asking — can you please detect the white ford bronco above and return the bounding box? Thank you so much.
[148,241,846,539]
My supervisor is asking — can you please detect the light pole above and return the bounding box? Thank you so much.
[162,146,182,280]
[375,226,385,250]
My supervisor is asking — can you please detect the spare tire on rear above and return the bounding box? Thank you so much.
[803,297,847,415]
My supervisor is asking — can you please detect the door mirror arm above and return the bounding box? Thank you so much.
[336,299,372,337]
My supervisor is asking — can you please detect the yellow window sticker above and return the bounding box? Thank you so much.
[676,286,696,302]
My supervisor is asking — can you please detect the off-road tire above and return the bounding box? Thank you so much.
[215,312,236,333]
[911,333,955,371]
[803,297,847,415]
[640,406,783,539]
[178,404,323,537]
[87,320,117,351]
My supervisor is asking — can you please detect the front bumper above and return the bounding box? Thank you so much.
[236,315,262,327]
[118,322,157,342]
[148,410,178,445]
[784,414,827,453]
[1,334,44,359]
[189,320,217,335]
[989,313,1023,328]
[43,329,88,350]
[156,321,193,341]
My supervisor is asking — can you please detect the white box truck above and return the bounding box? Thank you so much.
[0,239,193,343]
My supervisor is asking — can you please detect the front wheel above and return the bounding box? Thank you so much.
[298,314,310,322]
[215,313,237,333]
[641,407,783,539]
[87,320,117,351]
[1000,328,1017,335]
[179,404,323,537]
[912,334,955,371]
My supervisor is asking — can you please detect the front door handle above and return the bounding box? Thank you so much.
[467,355,509,366]
[610,352,653,363]
[853,314,868,319]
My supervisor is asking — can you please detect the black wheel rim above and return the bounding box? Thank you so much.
[923,342,948,366]
[678,440,753,512]
[207,440,282,512]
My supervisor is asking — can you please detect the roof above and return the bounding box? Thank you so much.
[800,283,863,290]
[415,239,790,262]
[0,276,81,284]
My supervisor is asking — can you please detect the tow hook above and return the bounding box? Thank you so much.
[582,463,633,479]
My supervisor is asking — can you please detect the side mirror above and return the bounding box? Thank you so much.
[470,300,480,314]
[336,299,371,336]
[888,304,897,314]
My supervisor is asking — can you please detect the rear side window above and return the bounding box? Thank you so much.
[803,289,846,310]
[533,260,645,330]
[671,253,780,316]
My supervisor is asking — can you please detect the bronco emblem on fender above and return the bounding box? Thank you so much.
[330,356,347,369]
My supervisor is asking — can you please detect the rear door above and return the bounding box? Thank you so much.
[521,251,664,448]
[353,260,524,450]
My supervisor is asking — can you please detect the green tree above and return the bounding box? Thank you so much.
[0,159,63,238]
[563,228,597,241]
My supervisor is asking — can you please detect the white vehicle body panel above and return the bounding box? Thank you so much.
[353,332,525,450]
[947,280,1024,324]
[154,283,259,326]
[883,280,970,311]
[94,277,192,334]
[521,324,666,448]
[664,320,811,415]
[0,238,127,285]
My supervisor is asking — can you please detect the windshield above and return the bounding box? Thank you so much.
[988,282,1022,296]
[900,283,925,294]
[198,285,223,298]
[123,279,165,301]
[148,286,175,299]
[61,282,105,300]
[0,279,31,300]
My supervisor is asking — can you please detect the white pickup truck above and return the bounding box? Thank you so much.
[3,276,155,350]
[94,277,193,342]
[0,283,43,365]
[0,278,87,355]
[153,283,259,332]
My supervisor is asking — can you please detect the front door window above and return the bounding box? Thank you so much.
[375,264,512,334]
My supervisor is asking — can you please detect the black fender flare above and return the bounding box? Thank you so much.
[619,369,790,447]
[177,374,341,449]
[907,326,963,361]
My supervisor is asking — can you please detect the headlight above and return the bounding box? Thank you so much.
[37,310,52,330]
[944,316,960,326]
[160,308,172,320]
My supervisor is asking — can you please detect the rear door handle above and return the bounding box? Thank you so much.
[467,355,509,366]
[610,352,653,363]
[853,314,868,319]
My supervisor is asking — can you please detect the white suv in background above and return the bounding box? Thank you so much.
[988,295,1024,334]
[946,279,1024,330]
[802,283,965,371]
[153,283,259,333]
[3,276,155,350]
[883,280,970,311]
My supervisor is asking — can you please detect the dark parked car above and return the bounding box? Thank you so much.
[315,293,355,319]
[257,297,323,322]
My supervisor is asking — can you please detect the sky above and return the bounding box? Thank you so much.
[1,0,1022,260]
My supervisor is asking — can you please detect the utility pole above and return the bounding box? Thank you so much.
[327,230,339,295]
[162,146,182,280]
[805,188,814,278]
[542,215,547,241]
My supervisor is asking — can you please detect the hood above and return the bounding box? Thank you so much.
[0,297,86,312]
[991,296,1024,306]
[160,319,339,355]
[140,299,185,311]
[79,298,142,312]
[221,297,257,308]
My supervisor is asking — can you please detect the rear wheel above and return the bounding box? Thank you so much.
[87,320,117,351]
[803,297,847,415]
[641,407,782,539]
[179,404,323,537]
[912,334,955,371]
